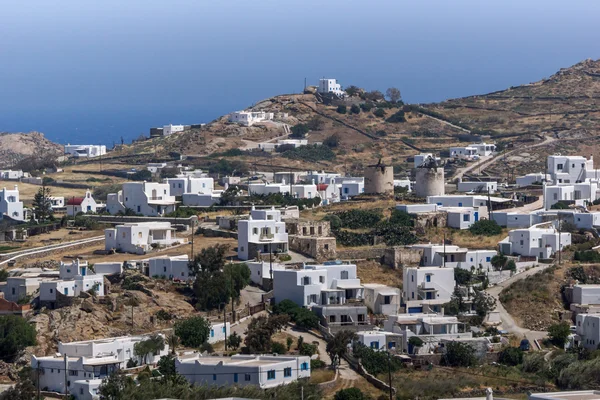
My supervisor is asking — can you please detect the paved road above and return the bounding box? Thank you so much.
[421,113,471,133]
[486,264,551,343]
[453,155,493,181]
[0,236,104,267]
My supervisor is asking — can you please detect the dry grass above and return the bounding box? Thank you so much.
[357,260,402,288]
[421,226,508,250]
[309,368,335,384]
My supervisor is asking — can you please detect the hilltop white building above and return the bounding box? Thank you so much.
[0,170,24,180]
[0,185,25,221]
[355,330,402,352]
[66,190,99,216]
[32,334,169,399]
[317,79,345,97]
[105,222,182,254]
[402,266,455,314]
[176,354,311,389]
[498,223,571,259]
[64,144,106,158]
[450,143,496,158]
[547,155,600,184]
[273,262,363,307]
[106,182,177,216]
[457,181,498,194]
[229,111,274,126]
[238,207,289,261]
[165,176,222,206]
[163,124,185,136]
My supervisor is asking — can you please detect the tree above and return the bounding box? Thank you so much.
[408,336,424,347]
[32,184,52,221]
[344,86,361,97]
[293,308,319,330]
[98,371,135,400]
[326,330,356,366]
[386,87,402,103]
[373,108,386,118]
[306,116,324,131]
[157,354,177,378]
[290,124,310,138]
[386,109,406,123]
[0,315,37,362]
[442,341,477,367]
[473,291,496,318]
[323,134,341,148]
[335,387,370,400]
[227,332,242,350]
[491,254,507,271]
[174,317,211,348]
[350,104,360,114]
[454,268,472,285]
[224,263,251,301]
[0,269,8,282]
[389,210,413,226]
[244,314,290,353]
[337,105,347,114]
[469,219,502,236]
[0,368,36,400]
[134,334,165,365]
[498,347,524,366]
[286,337,294,351]
[505,259,517,272]
[363,90,385,101]
[130,169,153,181]
[271,341,287,354]
[219,186,242,206]
[195,270,231,310]
[548,322,571,347]
[189,244,229,275]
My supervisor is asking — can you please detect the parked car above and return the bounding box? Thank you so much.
[520,339,530,351]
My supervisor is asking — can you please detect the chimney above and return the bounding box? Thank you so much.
[14,185,18,191]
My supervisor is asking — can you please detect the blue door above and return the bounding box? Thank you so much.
[234,373,238,383]
[80,268,86,276]
[474,212,479,222]
[64,288,68,295]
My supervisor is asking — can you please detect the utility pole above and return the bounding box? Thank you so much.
[190,219,195,260]
[387,351,394,400]
[37,364,41,400]
[131,301,135,333]
[224,302,228,351]
[487,187,493,220]
[443,233,446,268]
[301,384,304,400]
[64,353,68,398]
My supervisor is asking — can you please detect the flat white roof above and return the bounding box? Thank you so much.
[530,391,600,400]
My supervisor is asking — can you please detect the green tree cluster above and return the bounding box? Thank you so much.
[244,314,290,353]
[469,219,502,236]
[0,316,37,362]
[173,316,211,348]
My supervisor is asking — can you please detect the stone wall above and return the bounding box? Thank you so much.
[336,248,387,261]
[285,219,331,237]
[86,215,198,227]
[288,235,336,261]
[383,247,423,269]
[412,212,447,230]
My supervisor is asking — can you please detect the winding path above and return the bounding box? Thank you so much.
[486,264,551,342]
[0,236,104,267]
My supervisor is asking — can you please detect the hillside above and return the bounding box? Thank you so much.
[0,131,62,169]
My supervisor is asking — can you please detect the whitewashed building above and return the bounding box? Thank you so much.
[49,196,65,209]
[491,211,541,229]
[544,181,600,210]
[105,222,181,254]
[66,190,99,216]
[427,194,510,209]
[238,207,289,261]
[64,144,107,158]
[0,185,25,221]
[163,124,185,136]
[498,223,571,259]
[384,313,472,354]
[363,284,400,315]
[229,111,274,126]
[339,178,364,198]
[165,176,214,197]
[106,182,177,216]
[572,285,600,307]
[547,155,600,184]
[32,334,169,399]
[402,266,455,314]
[273,262,363,307]
[457,181,497,194]
[317,79,345,97]
[306,171,342,184]
[176,354,310,389]
[39,260,106,306]
[246,261,285,285]
[575,313,600,350]
[148,255,192,281]
[410,243,496,272]
[0,170,24,180]
[516,173,549,187]
[208,322,231,344]
[355,330,402,351]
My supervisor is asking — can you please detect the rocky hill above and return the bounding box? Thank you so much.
[0,131,62,169]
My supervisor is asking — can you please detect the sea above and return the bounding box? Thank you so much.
[1,0,600,146]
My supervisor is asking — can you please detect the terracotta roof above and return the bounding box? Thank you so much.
[66,197,84,206]
[316,184,328,191]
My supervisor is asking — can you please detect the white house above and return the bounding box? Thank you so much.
[491,211,542,229]
[544,181,600,210]
[105,222,182,254]
[257,139,308,152]
[246,261,286,285]
[165,176,214,197]
[394,179,412,192]
[516,172,549,187]
[317,79,345,97]
[410,243,497,272]
[0,170,24,180]
[49,196,65,209]
[547,155,599,184]
[572,285,600,307]
[383,313,472,354]
[66,190,99,216]
[569,212,600,229]
[64,144,107,158]
[339,178,364,198]
[457,181,497,194]
[148,255,192,281]
[470,143,496,156]
[306,171,341,184]
[427,194,510,209]
[32,334,169,399]
[444,207,483,230]
[363,284,400,315]
[402,266,455,314]
[0,276,49,303]
[176,354,310,389]
[107,182,177,216]
[248,181,319,200]
[355,330,401,352]
[237,207,289,261]
[147,163,167,174]
[498,223,571,259]
[273,262,363,307]
[229,111,274,126]
[208,322,231,344]
[450,146,477,158]
[163,124,185,136]
[39,259,106,305]
[575,313,600,350]
[0,185,25,221]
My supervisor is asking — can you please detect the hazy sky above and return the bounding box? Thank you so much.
[1,0,599,144]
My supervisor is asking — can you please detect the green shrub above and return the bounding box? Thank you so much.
[323,134,341,148]
[290,124,310,138]
[335,388,369,400]
[548,323,571,347]
[352,344,403,375]
[386,109,406,123]
[469,219,502,236]
[574,251,600,263]
[498,347,523,366]
[337,105,347,114]
[299,342,317,356]
[282,145,335,162]
[360,102,374,112]
[350,104,360,114]
[441,342,477,367]
[311,359,326,369]
[336,209,382,229]
[373,108,386,118]
[271,341,287,354]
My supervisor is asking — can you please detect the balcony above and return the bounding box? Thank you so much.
[149,196,164,201]
[259,233,274,241]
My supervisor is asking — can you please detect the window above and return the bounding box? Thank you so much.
[284,367,292,377]
[557,164,563,170]
[222,326,226,333]
[253,228,258,235]
[384,295,391,304]
[234,373,238,383]
[50,288,53,294]
[69,370,78,376]
[426,275,431,282]
[486,257,491,262]
[210,329,214,337]
[463,214,469,222]
[245,373,251,381]
[164,266,167,272]
[458,202,463,207]
[301,362,309,371]
[411,292,414,299]
[267,370,276,380]
[411,275,414,282]
[213,374,217,381]
[324,244,329,250]
[80,388,84,395]
[138,232,142,238]
[319,276,325,283]
[137,206,141,213]
[370,341,379,349]
[520,240,524,246]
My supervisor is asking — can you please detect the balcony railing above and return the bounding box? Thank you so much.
[149,196,164,201]
[259,233,274,241]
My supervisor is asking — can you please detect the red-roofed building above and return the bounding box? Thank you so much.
[67,190,98,216]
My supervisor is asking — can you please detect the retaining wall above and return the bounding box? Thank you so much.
[336,248,387,261]
[85,215,198,227]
